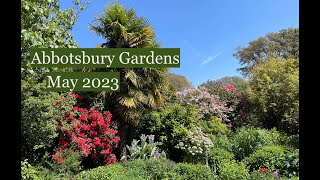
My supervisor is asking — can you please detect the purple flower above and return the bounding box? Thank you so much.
[154,151,160,157]
[272,172,279,179]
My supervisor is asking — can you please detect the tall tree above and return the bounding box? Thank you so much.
[90,2,168,160]
[234,28,299,76]
[167,73,193,92]
[247,57,299,134]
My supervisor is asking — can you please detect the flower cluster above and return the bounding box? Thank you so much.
[53,104,120,165]
[175,86,233,122]
[258,167,268,173]
[175,127,213,156]
[69,93,83,100]
[220,83,236,91]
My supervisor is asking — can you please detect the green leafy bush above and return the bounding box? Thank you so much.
[125,158,176,179]
[242,145,286,172]
[21,74,76,162]
[173,163,217,179]
[141,104,198,161]
[231,127,281,160]
[208,148,234,174]
[278,149,299,178]
[200,116,230,135]
[125,134,165,160]
[77,163,124,180]
[218,160,249,180]
[247,171,275,180]
[21,159,41,180]
[247,58,299,134]
[175,127,213,165]
[209,134,233,151]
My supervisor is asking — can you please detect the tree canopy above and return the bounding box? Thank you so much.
[247,57,299,134]
[233,28,299,76]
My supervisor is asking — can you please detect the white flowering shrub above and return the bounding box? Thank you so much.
[175,127,214,165]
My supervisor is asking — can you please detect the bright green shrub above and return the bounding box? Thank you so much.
[123,158,176,179]
[21,159,41,180]
[208,148,234,174]
[173,163,217,179]
[248,58,299,134]
[141,103,198,161]
[242,145,286,172]
[231,127,281,160]
[218,160,249,180]
[200,116,230,135]
[77,163,124,180]
[209,134,232,151]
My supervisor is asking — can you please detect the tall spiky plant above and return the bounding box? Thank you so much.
[90,2,168,160]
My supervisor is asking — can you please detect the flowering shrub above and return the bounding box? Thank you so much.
[220,83,237,91]
[53,94,120,166]
[175,86,233,122]
[175,127,213,165]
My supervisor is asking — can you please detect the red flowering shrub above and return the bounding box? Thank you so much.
[220,83,237,91]
[53,94,120,166]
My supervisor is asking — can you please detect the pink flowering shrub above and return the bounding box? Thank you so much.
[175,86,233,123]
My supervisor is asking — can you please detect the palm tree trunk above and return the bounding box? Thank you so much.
[119,121,128,162]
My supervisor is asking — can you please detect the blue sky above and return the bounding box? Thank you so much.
[61,0,299,87]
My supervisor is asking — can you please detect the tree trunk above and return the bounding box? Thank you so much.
[119,121,128,162]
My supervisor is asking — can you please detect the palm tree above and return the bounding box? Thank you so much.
[90,2,168,161]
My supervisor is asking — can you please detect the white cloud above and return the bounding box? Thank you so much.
[201,52,222,66]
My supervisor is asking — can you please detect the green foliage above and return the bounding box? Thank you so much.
[231,127,281,160]
[279,134,299,149]
[242,145,286,172]
[209,134,233,151]
[248,58,299,134]
[21,0,88,72]
[21,74,76,162]
[141,103,198,161]
[218,160,249,180]
[77,163,124,180]
[76,159,218,180]
[278,149,299,178]
[21,159,41,180]
[125,134,165,160]
[167,73,193,92]
[247,171,275,180]
[51,149,83,176]
[200,116,230,135]
[173,163,217,180]
[234,28,299,76]
[208,148,235,174]
[175,127,214,165]
[124,158,176,179]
